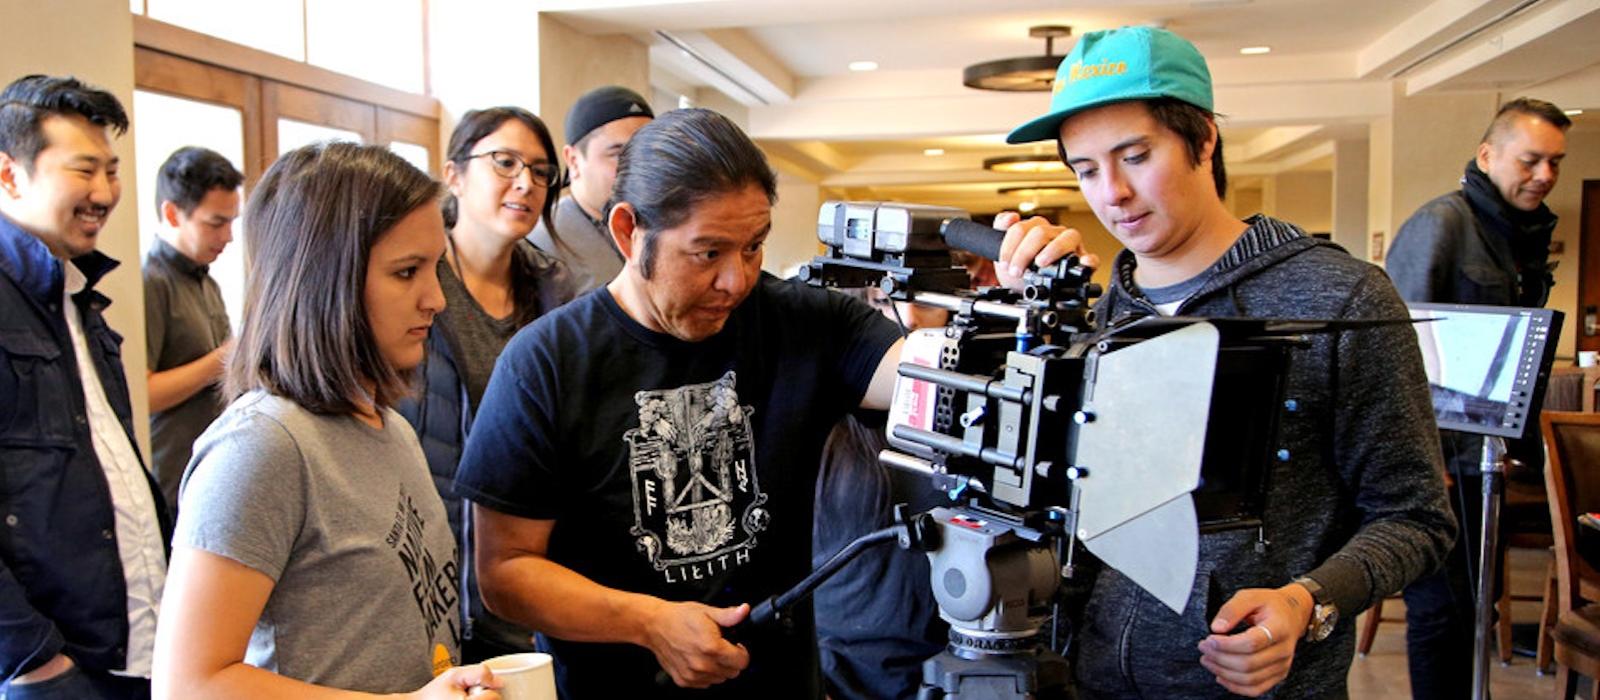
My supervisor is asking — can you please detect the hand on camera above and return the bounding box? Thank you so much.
[644,600,750,688]
[992,211,1099,290]
[1196,584,1313,696]
[410,663,500,700]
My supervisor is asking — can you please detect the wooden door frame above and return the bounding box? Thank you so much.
[1580,180,1599,352]
[132,15,441,181]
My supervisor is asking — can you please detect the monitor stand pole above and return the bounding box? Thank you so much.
[1472,435,1507,700]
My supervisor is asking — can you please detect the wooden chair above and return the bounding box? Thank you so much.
[1355,476,1557,666]
[1500,474,1556,669]
[1541,411,1600,698]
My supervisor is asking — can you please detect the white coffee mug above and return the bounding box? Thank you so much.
[476,652,556,700]
[1580,351,1598,368]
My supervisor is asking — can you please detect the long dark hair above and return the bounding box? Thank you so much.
[608,108,776,278]
[227,141,441,414]
[441,106,560,234]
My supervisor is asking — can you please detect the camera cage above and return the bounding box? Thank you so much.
[761,201,1399,698]
[801,201,1290,535]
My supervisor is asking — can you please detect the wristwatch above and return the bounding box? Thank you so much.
[1293,576,1339,643]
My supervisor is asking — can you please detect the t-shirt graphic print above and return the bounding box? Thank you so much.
[626,370,769,584]
[386,482,462,653]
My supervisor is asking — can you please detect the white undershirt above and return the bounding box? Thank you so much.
[62,260,166,678]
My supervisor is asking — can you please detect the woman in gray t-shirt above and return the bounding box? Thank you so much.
[152,143,501,700]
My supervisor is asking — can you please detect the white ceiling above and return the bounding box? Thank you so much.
[745,0,1422,78]
[544,0,1600,212]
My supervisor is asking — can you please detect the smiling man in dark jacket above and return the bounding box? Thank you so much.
[1003,27,1455,697]
[1385,97,1569,700]
[0,75,171,700]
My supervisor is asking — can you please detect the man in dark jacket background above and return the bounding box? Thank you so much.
[1385,97,1570,700]
[1004,26,1455,697]
[0,74,170,699]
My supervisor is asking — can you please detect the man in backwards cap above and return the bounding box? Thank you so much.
[529,85,654,294]
[1005,27,1454,696]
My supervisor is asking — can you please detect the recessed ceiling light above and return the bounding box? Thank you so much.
[998,185,1079,197]
[1240,46,1271,55]
[1565,109,1584,116]
[924,148,945,156]
[849,60,879,72]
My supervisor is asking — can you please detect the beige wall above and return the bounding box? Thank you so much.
[1332,139,1369,254]
[1366,115,1393,261]
[0,0,149,455]
[695,87,750,129]
[1231,185,1265,219]
[1381,86,1500,242]
[763,166,822,277]
[1273,171,1333,234]
[537,16,650,146]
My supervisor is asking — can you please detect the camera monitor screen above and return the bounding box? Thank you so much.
[1407,303,1562,439]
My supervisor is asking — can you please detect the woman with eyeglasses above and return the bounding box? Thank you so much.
[396,107,576,664]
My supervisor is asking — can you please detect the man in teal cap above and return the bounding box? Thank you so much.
[1005,26,1454,697]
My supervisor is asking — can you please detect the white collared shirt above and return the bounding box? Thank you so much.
[62,260,166,678]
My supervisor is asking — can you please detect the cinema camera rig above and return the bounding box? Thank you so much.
[732,201,1325,699]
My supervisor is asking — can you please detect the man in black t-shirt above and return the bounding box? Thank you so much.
[454,108,1089,698]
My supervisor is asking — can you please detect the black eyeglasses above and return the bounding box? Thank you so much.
[467,150,561,188]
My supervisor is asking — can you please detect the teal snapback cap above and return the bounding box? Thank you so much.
[1006,26,1214,144]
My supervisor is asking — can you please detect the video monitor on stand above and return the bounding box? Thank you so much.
[1407,302,1563,700]
[1411,303,1561,438]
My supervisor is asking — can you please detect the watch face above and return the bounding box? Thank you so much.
[1309,605,1338,642]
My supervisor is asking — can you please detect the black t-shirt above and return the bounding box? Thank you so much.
[455,274,900,698]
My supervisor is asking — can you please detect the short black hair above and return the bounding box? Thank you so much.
[609,108,777,278]
[441,106,560,234]
[1481,97,1571,145]
[154,146,243,219]
[0,74,128,172]
[1056,97,1227,199]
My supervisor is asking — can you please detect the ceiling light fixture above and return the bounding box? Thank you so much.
[849,60,879,72]
[998,184,1078,197]
[1239,46,1271,55]
[963,25,1073,92]
[1018,201,1039,213]
[983,154,1068,174]
[1565,109,1584,116]
[924,148,946,156]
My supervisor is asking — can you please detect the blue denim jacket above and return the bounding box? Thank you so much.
[0,213,172,679]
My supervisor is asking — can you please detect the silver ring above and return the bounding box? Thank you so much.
[1255,624,1275,644]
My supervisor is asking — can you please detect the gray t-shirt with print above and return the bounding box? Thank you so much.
[176,391,461,693]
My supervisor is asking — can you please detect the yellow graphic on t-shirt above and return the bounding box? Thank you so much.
[432,643,453,677]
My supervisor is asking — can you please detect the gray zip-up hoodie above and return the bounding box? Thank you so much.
[1072,215,1456,699]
